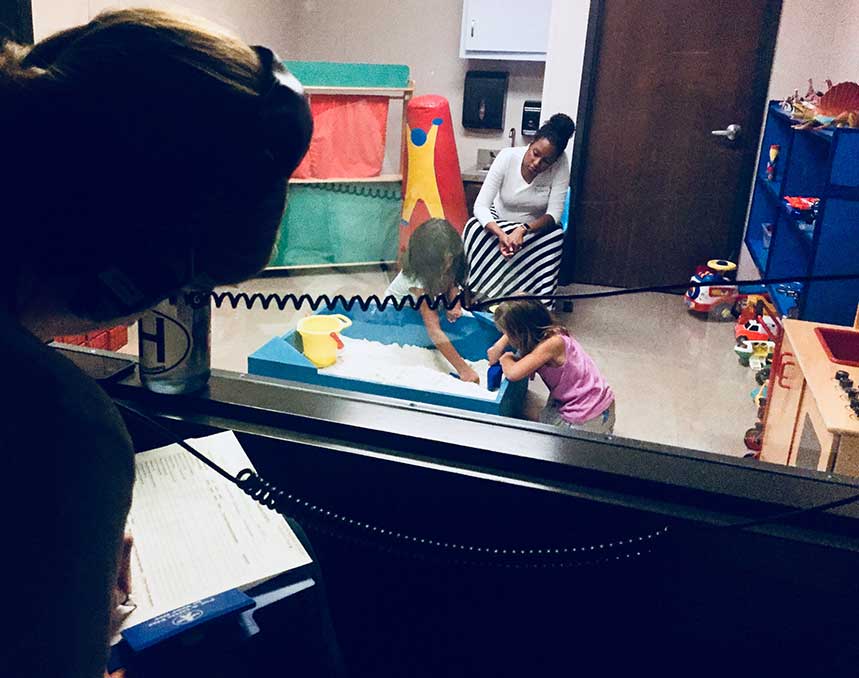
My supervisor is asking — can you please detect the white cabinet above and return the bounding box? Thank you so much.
[460,0,551,61]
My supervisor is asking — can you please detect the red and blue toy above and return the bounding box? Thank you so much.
[684,259,738,320]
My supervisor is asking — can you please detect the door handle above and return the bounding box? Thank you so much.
[711,124,741,141]
[777,351,795,389]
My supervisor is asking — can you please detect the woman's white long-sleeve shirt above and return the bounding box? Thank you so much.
[473,146,570,226]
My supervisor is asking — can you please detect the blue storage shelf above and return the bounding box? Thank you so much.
[757,175,781,202]
[769,105,835,143]
[767,282,803,318]
[746,235,769,274]
[787,218,815,247]
[744,101,859,326]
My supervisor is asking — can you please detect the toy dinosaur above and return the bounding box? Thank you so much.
[790,80,859,129]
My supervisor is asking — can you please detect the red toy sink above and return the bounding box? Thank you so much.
[816,327,859,367]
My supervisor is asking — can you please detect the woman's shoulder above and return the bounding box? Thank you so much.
[493,146,523,166]
[0,317,133,466]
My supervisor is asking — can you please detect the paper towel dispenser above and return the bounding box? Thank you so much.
[462,71,508,131]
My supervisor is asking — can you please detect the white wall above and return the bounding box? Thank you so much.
[30,0,545,172]
[830,0,859,85]
[738,0,859,279]
[31,0,89,40]
[540,0,591,165]
[765,0,856,101]
[32,1,303,53]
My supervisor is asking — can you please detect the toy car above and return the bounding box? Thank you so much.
[684,259,738,320]
[735,339,775,369]
[744,422,763,455]
[735,315,779,343]
[733,294,776,322]
[751,382,768,408]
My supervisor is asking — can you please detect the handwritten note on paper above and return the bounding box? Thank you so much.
[119,431,311,633]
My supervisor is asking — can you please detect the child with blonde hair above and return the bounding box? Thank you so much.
[489,299,615,433]
[385,218,478,383]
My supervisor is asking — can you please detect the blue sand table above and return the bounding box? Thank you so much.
[248,304,526,417]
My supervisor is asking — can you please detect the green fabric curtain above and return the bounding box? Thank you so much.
[270,182,402,267]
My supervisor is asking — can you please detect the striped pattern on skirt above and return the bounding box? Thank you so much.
[463,216,565,307]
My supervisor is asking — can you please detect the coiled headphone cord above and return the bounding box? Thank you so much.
[116,401,665,569]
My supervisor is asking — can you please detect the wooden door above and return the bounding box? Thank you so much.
[568,0,782,287]
[760,335,804,465]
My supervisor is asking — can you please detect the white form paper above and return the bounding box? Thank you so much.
[117,431,312,635]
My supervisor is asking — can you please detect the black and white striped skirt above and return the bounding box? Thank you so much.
[462,217,565,307]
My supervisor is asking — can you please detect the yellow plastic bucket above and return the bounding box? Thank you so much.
[296,314,352,367]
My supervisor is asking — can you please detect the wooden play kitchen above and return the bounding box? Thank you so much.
[761,316,859,476]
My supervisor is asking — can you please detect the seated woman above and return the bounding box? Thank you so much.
[463,113,575,306]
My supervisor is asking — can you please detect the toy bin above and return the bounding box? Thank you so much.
[248,304,527,417]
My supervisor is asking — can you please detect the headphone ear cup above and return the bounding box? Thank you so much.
[259,85,313,177]
[66,250,195,322]
[64,269,139,322]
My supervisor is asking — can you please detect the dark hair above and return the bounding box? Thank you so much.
[534,113,576,158]
[0,8,312,321]
[494,299,567,354]
[401,218,466,298]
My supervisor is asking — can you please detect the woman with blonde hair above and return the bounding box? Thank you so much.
[1,9,312,675]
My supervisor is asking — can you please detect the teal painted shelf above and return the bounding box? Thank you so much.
[283,61,410,89]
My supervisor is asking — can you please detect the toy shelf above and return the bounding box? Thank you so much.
[769,283,805,318]
[290,174,403,185]
[744,101,859,326]
[302,83,415,98]
[267,62,414,271]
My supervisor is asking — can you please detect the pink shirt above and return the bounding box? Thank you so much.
[537,334,614,424]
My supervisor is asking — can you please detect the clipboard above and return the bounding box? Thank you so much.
[56,348,136,383]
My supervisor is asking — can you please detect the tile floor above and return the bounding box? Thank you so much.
[124,268,758,458]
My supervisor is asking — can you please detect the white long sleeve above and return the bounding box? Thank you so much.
[471,146,570,226]
[473,149,511,226]
[544,152,571,225]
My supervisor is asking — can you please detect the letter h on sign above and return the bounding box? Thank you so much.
[139,317,166,364]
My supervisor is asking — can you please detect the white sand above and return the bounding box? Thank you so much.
[320,337,497,400]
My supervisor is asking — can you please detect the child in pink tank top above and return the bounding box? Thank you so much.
[489,300,615,434]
